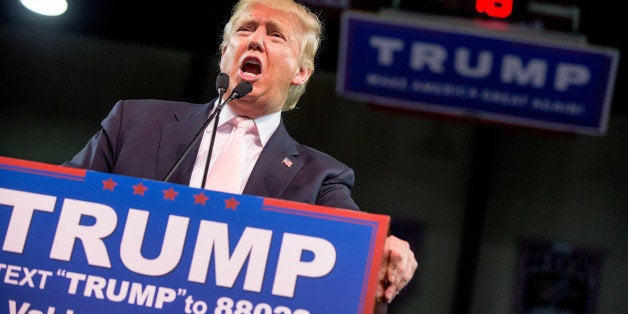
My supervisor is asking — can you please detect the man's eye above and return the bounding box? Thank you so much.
[271,32,284,39]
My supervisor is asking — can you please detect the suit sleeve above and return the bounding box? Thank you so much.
[315,166,360,211]
[256,127,362,212]
[62,100,124,172]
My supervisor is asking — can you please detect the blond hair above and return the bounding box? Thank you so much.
[220,0,323,110]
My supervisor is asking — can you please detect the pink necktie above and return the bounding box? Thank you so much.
[204,117,256,193]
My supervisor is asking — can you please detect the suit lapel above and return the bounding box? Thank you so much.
[244,120,303,198]
[156,103,213,185]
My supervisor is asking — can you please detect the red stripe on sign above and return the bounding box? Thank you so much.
[0,156,87,179]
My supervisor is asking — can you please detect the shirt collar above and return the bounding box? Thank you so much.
[213,101,281,147]
[251,110,281,147]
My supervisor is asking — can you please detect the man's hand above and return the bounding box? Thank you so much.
[376,235,418,303]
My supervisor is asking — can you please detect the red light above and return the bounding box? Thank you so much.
[476,0,513,19]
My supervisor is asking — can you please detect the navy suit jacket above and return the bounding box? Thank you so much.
[65,99,359,211]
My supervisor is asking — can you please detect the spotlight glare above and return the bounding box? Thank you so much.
[20,0,68,17]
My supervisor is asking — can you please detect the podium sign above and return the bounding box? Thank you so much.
[0,156,389,314]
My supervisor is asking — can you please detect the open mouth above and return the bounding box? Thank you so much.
[241,58,261,77]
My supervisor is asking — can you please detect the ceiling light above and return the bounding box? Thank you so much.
[20,0,68,17]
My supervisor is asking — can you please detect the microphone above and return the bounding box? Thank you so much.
[216,72,229,100]
[162,73,232,182]
[199,81,253,187]
[217,81,253,110]
[162,75,254,183]
[231,81,253,98]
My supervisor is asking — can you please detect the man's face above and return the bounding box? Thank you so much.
[220,3,312,117]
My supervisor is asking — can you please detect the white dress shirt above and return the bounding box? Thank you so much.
[189,102,281,193]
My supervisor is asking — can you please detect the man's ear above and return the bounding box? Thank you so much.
[291,66,313,86]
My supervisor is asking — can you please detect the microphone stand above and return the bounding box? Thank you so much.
[162,100,224,182]
[162,79,252,183]
[198,82,252,186]
[200,102,224,187]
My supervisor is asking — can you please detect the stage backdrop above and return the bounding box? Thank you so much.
[0,156,389,314]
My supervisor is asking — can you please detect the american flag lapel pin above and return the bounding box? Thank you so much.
[282,157,293,168]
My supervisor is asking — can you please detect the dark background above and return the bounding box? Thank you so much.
[1,0,625,115]
[0,1,626,313]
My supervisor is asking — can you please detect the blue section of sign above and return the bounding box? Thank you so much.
[337,12,620,135]
[0,160,385,313]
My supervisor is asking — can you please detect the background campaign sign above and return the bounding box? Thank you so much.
[0,156,389,314]
[337,11,620,136]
